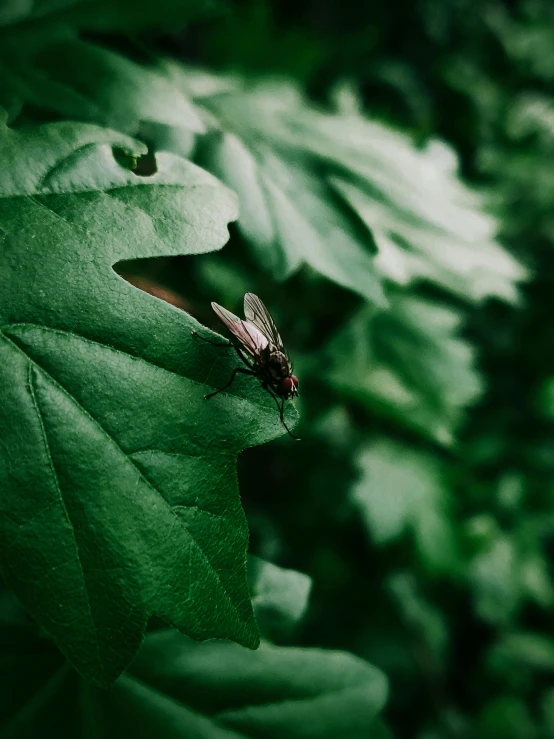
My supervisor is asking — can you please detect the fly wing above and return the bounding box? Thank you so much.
[243,293,284,351]
[211,302,268,358]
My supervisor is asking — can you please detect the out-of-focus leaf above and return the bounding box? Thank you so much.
[387,573,448,660]
[0,118,300,685]
[495,472,526,512]
[0,0,78,26]
[329,171,523,304]
[519,551,554,610]
[201,0,326,84]
[323,294,481,444]
[197,128,387,305]
[0,0,219,30]
[506,92,554,148]
[470,535,520,625]
[0,32,204,134]
[163,66,524,307]
[248,556,312,641]
[487,4,554,82]
[0,626,389,738]
[469,520,554,626]
[542,689,554,736]
[476,696,537,739]
[536,376,554,419]
[372,720,396,739]
[351,439,457,572]
[160,65,390,305]
[488,632,554,675]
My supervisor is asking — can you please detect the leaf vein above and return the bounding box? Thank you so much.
[36,143,100,192]
[3,335,247,629]
[26,362,104,676]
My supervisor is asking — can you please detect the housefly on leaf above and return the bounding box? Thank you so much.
[192,293,300,439]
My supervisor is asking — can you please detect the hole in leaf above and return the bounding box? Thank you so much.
[112,147,158,176]
[132,151,158,176]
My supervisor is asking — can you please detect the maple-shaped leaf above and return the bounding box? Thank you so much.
[0,117,295,686]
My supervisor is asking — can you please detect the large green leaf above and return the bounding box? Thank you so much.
[163,64,525,307]
[323,294,481,445]
[329,170,524,304]
[162,63,386,307]
[0,31,203,134]
[0,625,389,738]
[0,117,297,686]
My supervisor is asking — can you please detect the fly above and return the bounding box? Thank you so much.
[192,293,299,439]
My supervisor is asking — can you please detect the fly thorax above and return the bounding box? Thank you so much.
[267,350,290,380]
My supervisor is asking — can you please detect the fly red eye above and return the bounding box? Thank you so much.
[281,377,294,394]
[281,376,299,396]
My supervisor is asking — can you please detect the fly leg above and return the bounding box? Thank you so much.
[266,387,301,441]
[204,367,256,400]
[193,330,256,398]
[192,330,253,369]
[191,330,233,349]
[233,345,253,368]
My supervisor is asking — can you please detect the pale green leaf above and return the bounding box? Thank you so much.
[469,526,554,625]
[470,536,519,625]
[351,439,457,572]
[248,556,312,641]
[161,63,386,307]
[323,294,482,444]
[166,68,525,307]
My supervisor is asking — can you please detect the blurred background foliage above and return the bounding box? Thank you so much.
[186,3,554,736]
[3,0,554,736]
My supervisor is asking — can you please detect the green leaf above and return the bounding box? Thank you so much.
[0,119,296,686]
[329,171,525,304]
[166,67,524,308]
[248,556,312,642]
[488,632,554,676]
[476,697,537,739]
[542,689,554,736]
[200,131,386,305]
[0,32,204,134]
[161,63,386,307]
[536,375,554,419]
[323,294,482,445]
[0,626,389,738]
[387,572,448,660]
[351,439,457,572]
[469,534,519,625]
[468,519,554,626]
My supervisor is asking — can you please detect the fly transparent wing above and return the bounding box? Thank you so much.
[243,293,284,351]
[211,302,268,358]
